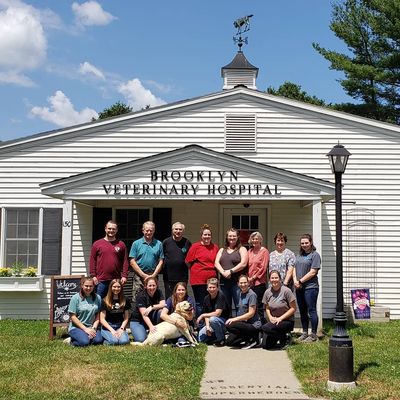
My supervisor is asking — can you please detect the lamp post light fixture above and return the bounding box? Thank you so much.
[326,143,356,390]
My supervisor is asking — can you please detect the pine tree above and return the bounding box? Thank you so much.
[313,0,400,124]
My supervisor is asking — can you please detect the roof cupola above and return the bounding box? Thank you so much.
[221,15,259,90]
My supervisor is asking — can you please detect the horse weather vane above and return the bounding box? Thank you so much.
[233,14,253,50]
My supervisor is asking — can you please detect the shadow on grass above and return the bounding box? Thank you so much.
[322,319,376,338]
[354,361,380,380]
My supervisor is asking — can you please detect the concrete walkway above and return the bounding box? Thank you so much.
[200,346,309,400]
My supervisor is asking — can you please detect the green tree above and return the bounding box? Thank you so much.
[313,0,400,124]
[94,101,133,120]
[266,81,327,106]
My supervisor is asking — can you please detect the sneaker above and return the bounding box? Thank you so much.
[63,337,71,345]
[242,340,259,350]
[297,332,309,342]
[213,340,225,347]
[303,333,318,343]
[286,333,293,346]
[176,340,191,348]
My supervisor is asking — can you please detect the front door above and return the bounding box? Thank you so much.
[222,206,267,248]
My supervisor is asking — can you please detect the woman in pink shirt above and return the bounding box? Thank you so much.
[247,232,269,323]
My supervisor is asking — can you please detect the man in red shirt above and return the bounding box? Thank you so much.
[90,220,129,298]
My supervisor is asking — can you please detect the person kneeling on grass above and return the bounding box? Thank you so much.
[261,270,296,350]
[129,276,166,342]
[67,276,103,347]
[197,278,230,346]
[225,275,261,349]
[100,279,131,345]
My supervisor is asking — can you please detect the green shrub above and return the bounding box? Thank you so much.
[11,261,25,276]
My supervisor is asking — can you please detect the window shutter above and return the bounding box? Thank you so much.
[225,114,256,152]
[41,209,62,276]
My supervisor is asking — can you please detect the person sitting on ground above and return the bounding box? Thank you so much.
[129,277,166,343]
[161,281,195,323]
[225,275,261,349]
[197,278,231,346]
[100,279,131,345]
[261,270,296,350]
[67,276,103,347]
[160,281,195,344]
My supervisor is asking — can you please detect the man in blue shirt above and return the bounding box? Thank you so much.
[129,221,164,303]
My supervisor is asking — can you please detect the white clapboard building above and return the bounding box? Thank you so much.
[1,48,399,320]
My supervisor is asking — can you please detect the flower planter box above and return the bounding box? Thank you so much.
[0,276,44,291]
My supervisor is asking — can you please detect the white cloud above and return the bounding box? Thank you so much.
[72,1,116,27]
[30,90,98,127]
[145,80,173,94]
[0,3,47,71]
[0,71,35,87]
[118,79,166,111]
[79,61,105,80]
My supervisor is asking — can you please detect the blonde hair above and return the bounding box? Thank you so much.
[248,231,263,246]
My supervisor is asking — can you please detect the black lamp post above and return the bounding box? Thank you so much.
[326,143,356,390]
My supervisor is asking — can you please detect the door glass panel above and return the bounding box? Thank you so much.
[115,208,150,251]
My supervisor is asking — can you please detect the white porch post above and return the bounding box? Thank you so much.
[61,200,73,275]
[313,200,323,334]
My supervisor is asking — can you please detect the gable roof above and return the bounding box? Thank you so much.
[1,86,400,153]
[40,144,335,201]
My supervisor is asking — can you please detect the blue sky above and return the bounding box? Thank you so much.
[0,0,352,142]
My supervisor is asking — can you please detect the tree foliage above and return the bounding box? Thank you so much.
[94,101,133,120]
[266,81,327,106]
[313,0,400,124]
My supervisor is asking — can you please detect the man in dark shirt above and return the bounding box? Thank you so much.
[196,278,230,346]
[90,220,129,298]
[162,222,191,298]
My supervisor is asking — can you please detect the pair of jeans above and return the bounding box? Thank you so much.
[69,327,103,347]
[101,323,130,345]
[198,316,227,343]
[220,280,239,317]
[296,287,319,334]
[251,283,267,323]
[96,280,111,298]
[192,284,208,316]
[129,309,162,342]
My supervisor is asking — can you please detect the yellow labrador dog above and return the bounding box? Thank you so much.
[132,300,197,346]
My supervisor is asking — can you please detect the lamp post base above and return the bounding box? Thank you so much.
[327,380,356,391]
[328,311,355,386]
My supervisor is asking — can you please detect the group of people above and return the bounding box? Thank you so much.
[67,219,321,349]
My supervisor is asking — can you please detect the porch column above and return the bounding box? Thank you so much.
[61,200,73,275]
[313,200,323,334]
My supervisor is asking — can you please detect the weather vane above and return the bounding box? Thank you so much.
[233,14,253,50]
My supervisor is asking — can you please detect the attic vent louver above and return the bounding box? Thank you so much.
[225,114,256,153]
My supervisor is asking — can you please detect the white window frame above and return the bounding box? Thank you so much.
[0,207,43,273]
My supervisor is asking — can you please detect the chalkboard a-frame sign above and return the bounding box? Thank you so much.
[49,275,83,339]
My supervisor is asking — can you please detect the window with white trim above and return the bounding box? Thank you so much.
[5,209,39,268]
[225,113,257,153]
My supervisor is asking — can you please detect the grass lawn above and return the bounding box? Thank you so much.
[288,320,400,400]
[0,320,206,400]
[2,320,399,400]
